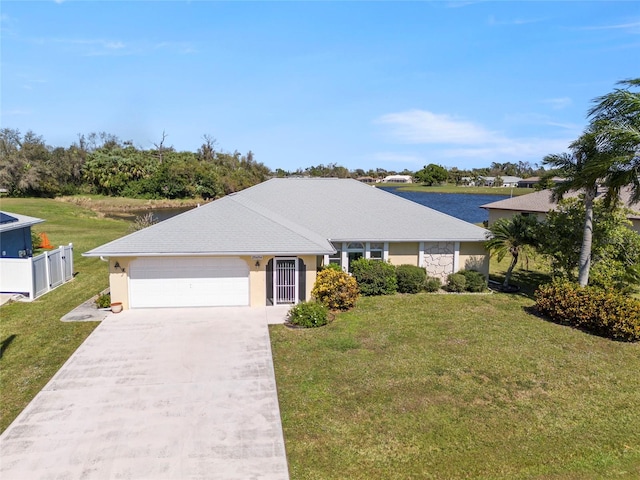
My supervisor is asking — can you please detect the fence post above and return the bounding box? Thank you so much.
[44,249,51,296]
[59,245,65,283]
[28,256,35,301]
[68,243,74,281]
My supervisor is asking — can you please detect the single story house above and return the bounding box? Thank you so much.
[481,186,640,233]
[382,175,413,183]
[1,211,74,299]
[356,176,379,184]
[516,176,567,189]
[480,176,523,188]
[1,211,44,258]
[84,178,490,309]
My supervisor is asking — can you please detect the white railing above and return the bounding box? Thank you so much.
[0,244,74,301]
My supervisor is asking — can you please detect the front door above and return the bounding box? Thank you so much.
[274,258,297,305]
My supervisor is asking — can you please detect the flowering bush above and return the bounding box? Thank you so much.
[287,301,330,328]
[311,268,359,311]
[535,280,640,342]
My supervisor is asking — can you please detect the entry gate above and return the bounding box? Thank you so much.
[274,258,297,304]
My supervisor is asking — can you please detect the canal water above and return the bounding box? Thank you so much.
[383,189,510,224]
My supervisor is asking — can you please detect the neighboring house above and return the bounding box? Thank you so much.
[0,211,74,300]
[356,176,378,184]
[84,178,490,310]
[0,211,43,258]
[480,176,523,188]
[517,176,567,189]
[383,175,413,183]
[481,186,640,233]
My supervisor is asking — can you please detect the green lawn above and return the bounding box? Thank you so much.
[0,198,130,432]
[379,183,533,196]
[271,293,640,479]
[3,197,639,479]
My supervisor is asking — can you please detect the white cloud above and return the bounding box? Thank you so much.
[375,109,573,165]
[370,152,425,165]
[488,15,546,26]
[580,21,640,32]
[542,97,572,110]
[376,110,501,145]
[440,137,571,160]
[2,108,31,116]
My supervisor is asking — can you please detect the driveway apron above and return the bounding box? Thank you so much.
[0,307,290,479]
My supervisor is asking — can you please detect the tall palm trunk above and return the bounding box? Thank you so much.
[503,250,519,288]
[578,184,596,286]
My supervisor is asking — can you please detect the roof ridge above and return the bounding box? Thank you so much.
[230,194,334,252]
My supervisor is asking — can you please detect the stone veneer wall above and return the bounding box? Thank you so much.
[423,242,455,281]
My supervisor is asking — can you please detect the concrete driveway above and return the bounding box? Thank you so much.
[0,307,290,479]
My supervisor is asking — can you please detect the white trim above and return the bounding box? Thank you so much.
[453,241,460,272]
[418,241,425,267]
[340,242,348,272]
[383,242,389,262]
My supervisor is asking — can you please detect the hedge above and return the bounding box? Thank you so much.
[535,280,640,342]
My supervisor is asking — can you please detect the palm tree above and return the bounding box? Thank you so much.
[542,79,639,287]
[543,132,604,287]
[485,214,539,289]
[587,78,640,203]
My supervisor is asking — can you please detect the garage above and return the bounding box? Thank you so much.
[129,257,249,308]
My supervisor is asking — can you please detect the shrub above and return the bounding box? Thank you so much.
[458,270,487,292]
[535,280,640,342]
[424,276,442,292]
[445,273,466,293]
[396,264,427,294]
[31,230,42,249]
[319,263,343,272]
[350,258,397,296]
[312,268,359,311]
[287,301,330,328]
[95,292,111,308]
[129,212,158,232]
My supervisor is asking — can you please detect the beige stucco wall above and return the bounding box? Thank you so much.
[459,242,490,278]
[487,209,546,226]
[108,257,131,310]
[108,254,317,310]
[631,218,640,234]
[388,242,420,266]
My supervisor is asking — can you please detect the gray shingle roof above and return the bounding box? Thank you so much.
[0,211,44,233]
[481,186,640,219]
[239,178,488,242]
[84,178,489,257]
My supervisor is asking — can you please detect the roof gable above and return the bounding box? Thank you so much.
[84,178,489,257]
[84,196,335,257]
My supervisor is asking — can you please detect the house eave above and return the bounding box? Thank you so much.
[82,249,334,258]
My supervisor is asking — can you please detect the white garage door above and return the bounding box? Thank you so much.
[129,257,249,308]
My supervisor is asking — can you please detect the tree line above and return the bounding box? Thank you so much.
[0,131,272,199]
[0,128,556,200]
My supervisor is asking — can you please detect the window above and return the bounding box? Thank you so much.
[369,242,384,260]
[346,242,364,272]
[328,242,342,266]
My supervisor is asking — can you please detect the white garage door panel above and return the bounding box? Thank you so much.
[129,257,249,308]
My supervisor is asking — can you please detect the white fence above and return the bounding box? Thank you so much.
[0,244,74,301]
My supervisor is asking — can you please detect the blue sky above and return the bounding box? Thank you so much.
[2,1,639,172]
